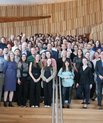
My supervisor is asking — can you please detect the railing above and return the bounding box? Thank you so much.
[59,77,63,123]
[52,77,64,123]
[52,78,55,123]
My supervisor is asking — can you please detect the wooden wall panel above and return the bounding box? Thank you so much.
[0,0,103,42]
[90,23,103,41]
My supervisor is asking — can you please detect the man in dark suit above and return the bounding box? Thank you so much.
[95,51,103,109]
[47,43,58,61]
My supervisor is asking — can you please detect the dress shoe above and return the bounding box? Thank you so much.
[67,104,70,108]
[4,101,8,107]
[9,102,13,107]
[83,104,88,109]
[62,105,64,108]
[98,106,102,110]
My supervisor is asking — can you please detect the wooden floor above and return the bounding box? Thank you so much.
[0,100,103,123]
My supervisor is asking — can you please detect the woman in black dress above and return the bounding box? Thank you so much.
[73,49,83,99]
[29,54,41,107]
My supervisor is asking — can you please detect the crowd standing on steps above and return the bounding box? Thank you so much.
[0,33,103,109]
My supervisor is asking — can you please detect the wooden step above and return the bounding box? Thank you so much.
[0,107,52,115]
[0,99,99,109]
[0,100,103,123]
[63,109,103,123]
[0,118,52,123]
[0,107,52,123]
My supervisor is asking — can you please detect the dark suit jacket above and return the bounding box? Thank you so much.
[0,43,7,50]
[95,60,103,82]
[78,67,93,85]
[51,50,58,61]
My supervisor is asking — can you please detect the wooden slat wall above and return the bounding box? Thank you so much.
[0,0,103,41]
[90,23,103,41]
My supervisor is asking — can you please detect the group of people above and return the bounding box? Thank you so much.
[0,33,103,109]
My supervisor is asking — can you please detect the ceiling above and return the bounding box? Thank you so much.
[0,0,74,5]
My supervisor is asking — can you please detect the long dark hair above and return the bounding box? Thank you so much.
[62,58,73,72]
[77,49,83,58]
[20,54,27,63]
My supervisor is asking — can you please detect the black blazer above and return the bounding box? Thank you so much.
[95,60,103,82]
[78,66,93,85]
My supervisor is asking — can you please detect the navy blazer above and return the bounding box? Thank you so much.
[51,50,58,61]
[95,60,103,82]
[0,43,7,50]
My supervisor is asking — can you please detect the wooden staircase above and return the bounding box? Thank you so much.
[0,100,103,123]
[0,107,52,123]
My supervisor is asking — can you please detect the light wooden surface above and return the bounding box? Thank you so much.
[0,0,103,42]
[0,100,103,123]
